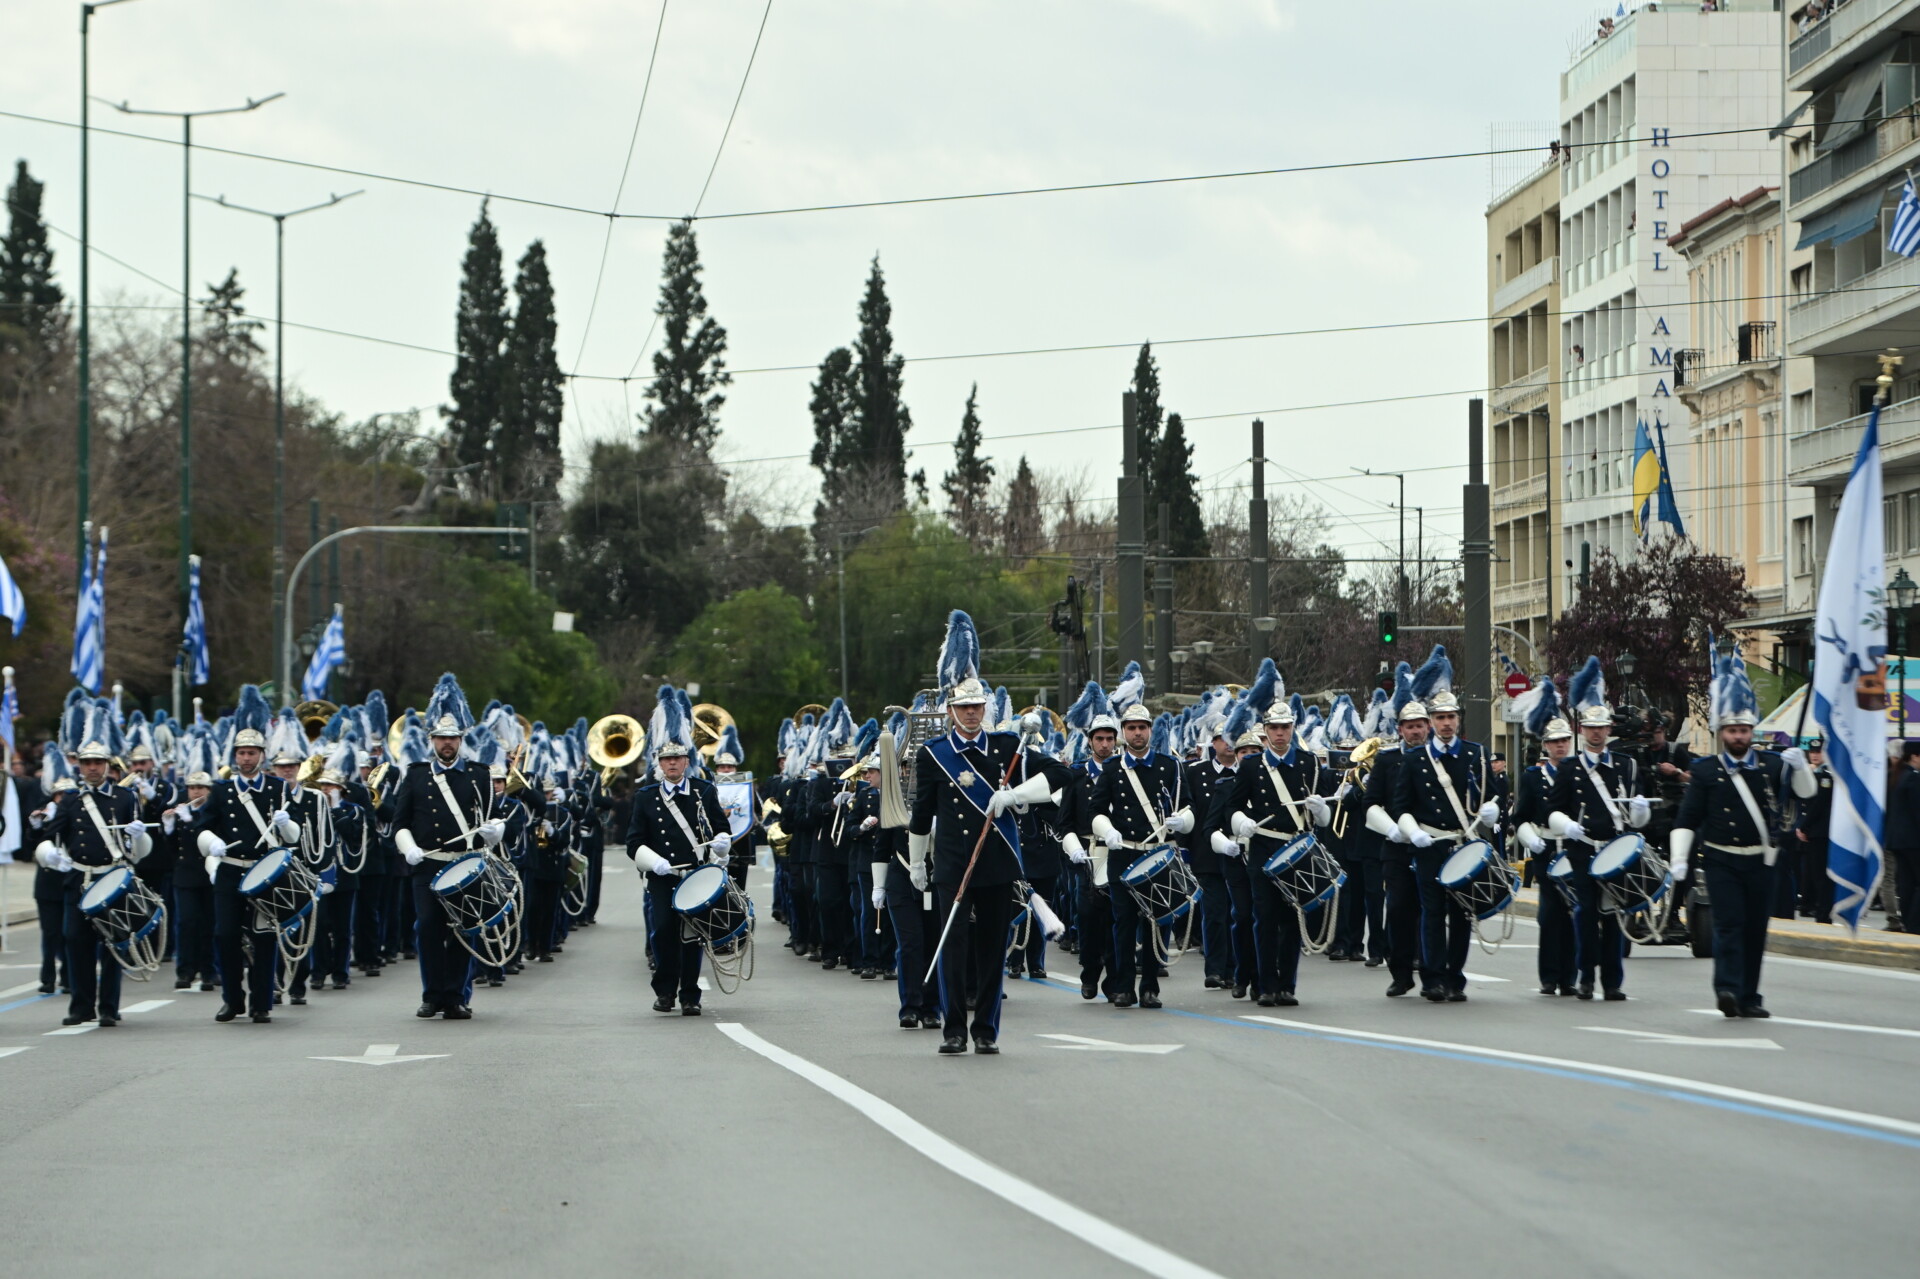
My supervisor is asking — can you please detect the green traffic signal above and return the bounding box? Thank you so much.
[1379,610,1397,646]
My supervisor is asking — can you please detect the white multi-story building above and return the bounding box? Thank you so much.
[1557,3,1783,600]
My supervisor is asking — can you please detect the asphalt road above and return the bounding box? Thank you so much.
[2,869,1916,1279]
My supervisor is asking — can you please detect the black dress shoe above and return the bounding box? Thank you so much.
[38,983,54,995]
[1576,983,1595,1001]
[1326,950,1349,962]
[290,995,307,1006]
[1364,957,1384,968]
[652,996,675,1013]
[1231,984,1249,999]
[920,1012,943,1029]
[882,968,897,980]
[1006,965,1024,980]
[60,1015,90,1027]
[174,978,191,990]
[1386,979,1415,997]
[1274,991,1298,1007]
[1445,991,1468,1003]
[1739,1003,1771,1018]
[938,1035,968,1055]
[1255,992,1277,1008]
[445,1005,472,1019]
[1557,984,1579,997]
[1203,975,1224,989]
[1603,989,1627,1002]
[216,1005,239,1023]
[1539,983,1558,995]
[1716,990,1740,1018]
[487,976,504,988]
[1421,988,1447,1003]
[900,1015,920,1029]
[860,968,879,980]
[681,1004,702,1016]
[822,957,839,971]
[416,1002,440,1018]
[1081,980,1098,999]
[1028,966,1047,980]
[1112,992,1138,1008]
[973,1038,1000,1055]
[251,1011,272,1023]
[200,980,216,991]
[97,1015,119,1027]
[1140,992,1163,1009]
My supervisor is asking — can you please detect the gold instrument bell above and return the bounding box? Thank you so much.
[295,699,339,742]
[691,702,735,761]
[588,713,647,785]
[296,751,329,788]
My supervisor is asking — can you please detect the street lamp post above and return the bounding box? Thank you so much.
[1892,567,1917,739]
[1352,467,1408,617]
[104,94,283,631]
[201,190,364,696]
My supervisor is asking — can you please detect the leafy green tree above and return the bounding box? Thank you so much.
[0,161,63,351]
[445,201,509,495]
[559,434,721,639]
[1150,411,1209,557]
[941,384,994,547]
[669,585,828,775]
[640,220,731,451]
[501,239,564,503]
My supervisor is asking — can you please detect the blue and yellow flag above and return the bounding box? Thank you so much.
[1631,419,1685,544]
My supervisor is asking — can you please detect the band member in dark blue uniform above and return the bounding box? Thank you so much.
[628,738,732,1015]
[1088,704,1192,1011]
[1060,710,1120,1001]
[1362,675,1428,998]
[1184,714,1244,991]
[1508,683,1575,996]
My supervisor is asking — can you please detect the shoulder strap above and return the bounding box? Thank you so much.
[1263,757,1307,831]
[432,769,477,848]
[1122,760,1167,842]
[1725,767,1777,865]
[1425,745,1475,835]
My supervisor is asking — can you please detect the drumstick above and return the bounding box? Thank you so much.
[923,743,1026,986]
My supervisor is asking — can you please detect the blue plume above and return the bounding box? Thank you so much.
[362,690,389,743]
[717,724,744,761]
[1289,692,1306,725]
[938,610,980,690]
[1517,677,1561,738]
[1242,659,1278,717]
[1149,712,1173,758]
[1411,646,1452,701]
[234,684,272,738]
[425,672,474,732]
[992,685,1014,727]
[1111,661,1145,711]
[851,717,880,763]
[60,688,89,754]
[1568,655,1607,714]
[884,710,907,743]
[1064,681,1111,730]
[821,697,854,751]
[1360,686,1391,738]
[777,717,797,758]
[1326,694,1362,745]
[1389,662,1414,716]
[1223,697,1255,744]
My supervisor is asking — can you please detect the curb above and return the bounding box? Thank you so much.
[1512,888,1920,973]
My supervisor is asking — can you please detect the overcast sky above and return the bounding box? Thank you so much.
[2,0,1619,563]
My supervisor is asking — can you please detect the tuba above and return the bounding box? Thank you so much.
[587,714,647,787]
[692,703,735,762]
[295,699,339,743]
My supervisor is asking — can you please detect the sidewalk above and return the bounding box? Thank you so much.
[2,856,36,928]
[1513,886,1920,972]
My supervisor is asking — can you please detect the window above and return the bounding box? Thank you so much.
[1762,413,1780,556]
[1794,516,1814,577]
[1886,494,1904,559]
[1906,491,1920,554]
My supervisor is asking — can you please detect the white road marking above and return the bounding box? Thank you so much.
[44,1024,95,1036]
[120,1000,172,1014]
[0,1046,30,1059]
[698,977,710,991]
[309,1043,450,1066]
[1036,1033,1183,1055]
[717,1022,1226,1279]
[1245,1015,1920,1140]
[1462,972,1510,984]
[0,981,43,1000]
[1768,955,1920,983]
[1578,1026,1780,1050]
[1686,1009,1920,1039]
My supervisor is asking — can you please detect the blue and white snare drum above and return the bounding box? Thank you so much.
[78,865,167,973]
[431,853,519,965]
[1117,843,1200,927]
[1436,839,1514,921]
[1544,851,1579,911]
[1588,833,1671,916]
[1261,832,1346,911]
[672,864,753,951]
[238,847,319,934]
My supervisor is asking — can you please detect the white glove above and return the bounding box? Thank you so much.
[1304,795,1332,827]
[1062,832,1089,864]
[1090,815,1124,849]
[125,827,152,863]
[832,790,856,809]
[859,816,879,832]
[1229,811,1259,839]
[1408,828,1434,848]
[1668,828,1693,882]
[1477,801,1501,827]
[709,833,733,859]
[908,830,931,891]
[1164,807,1194,835]
[871,885,888,911]
[196,831,228,860]
[477,818,505,847]
[205,855,222,881]
[909,860,929,892]
[1210,830,1240,858]
[1519,827,1546,856]
[1627,796,1651,829]
[317,879,335,896]
[1780,747,1808,773]
[34,841,63,870]
[173,803,196,822]
[986,787,1018,818]
[395,828,425,867]
[271,810,300,844]
[1563,822,1587,845]
[161,811,178,836]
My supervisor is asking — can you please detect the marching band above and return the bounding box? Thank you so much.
[7,605,1827,1050]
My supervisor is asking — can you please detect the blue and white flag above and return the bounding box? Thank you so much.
[0,669,18,756]
[0,549,26,638]
[301,603,347,700]
[1889,179,1920,259]
[182,553,209,686]
[1811,404,1888,934]
[70,527,105,694]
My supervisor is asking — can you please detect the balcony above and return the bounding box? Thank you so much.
[1790,395,1920,483]
[1492,256,1558,316]
[1789,107,1920,207]
[1493,579,1550,623]
[1493,470,1548,514]
[1788,248,1920,355]
[1490,366,1550,416]
[1790,0,1909,86]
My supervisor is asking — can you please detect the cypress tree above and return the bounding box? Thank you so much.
[1151,411,1209,557]
[852,255,911,507]
[1129,342,1164,510]
[200,268,263,365]
[1002,455,1043,561]
[808,345,860,539]
[503,239,564,502]
[941,383,994,547]
[0,161,63,350]
[640,220,731,451]
[444,201,510,496]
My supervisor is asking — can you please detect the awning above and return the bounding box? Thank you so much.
[1769,95,1814,139]
[1823,50,1894,150]
[1796,185,1883,249]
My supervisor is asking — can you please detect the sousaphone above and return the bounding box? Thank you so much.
[691,703,735,761]
[588,714,647,786]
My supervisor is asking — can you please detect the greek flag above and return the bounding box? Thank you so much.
[302,604,347,700]
[1,672,18,755]
[70,527,106,694]
[0,549,25,637]
[1811,403,1887,934]
[1889,179,1920,259]
[182,553,209,686]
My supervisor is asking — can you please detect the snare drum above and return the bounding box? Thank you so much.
[1589,833,1671,915]
[1117,844,1200,927]
[431,853,516,937]
[1261,833,1346,911]
[79,865,165,948]
[1544,851,1579,911]
[672,863,753,949]
[1436,839,1514,921]
[238,847,320,932]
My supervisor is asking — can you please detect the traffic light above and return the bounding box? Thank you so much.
[1378,610,1398,646]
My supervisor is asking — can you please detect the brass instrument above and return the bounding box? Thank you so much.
[368,761,393,804]
[587,713,647,787]
[879,692,945,829]
[295,699,339,742]
[794,702,829,725]
[1329,737,1383,839]
[691,703,736,761]
[386,715,409,764]
[502,742,531,795]
[296,751,329,788]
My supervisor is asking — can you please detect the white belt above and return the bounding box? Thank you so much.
[424,848,467,863]
[1419,823,1469,842]
[1705,842,1766,857]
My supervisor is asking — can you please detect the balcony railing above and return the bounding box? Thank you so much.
[1790,0,1904,81]
[1789,248,1920,350]
[1492,256,1558,315]
[1493,580,1550,622]
[1491,366,1550,415]
[1493,470,1548,511]
[1790,107,1920,206]
[1791,395,1920,480]
[1674,349,1706,388]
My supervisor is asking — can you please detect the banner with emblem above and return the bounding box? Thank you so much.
[716,780,755,841]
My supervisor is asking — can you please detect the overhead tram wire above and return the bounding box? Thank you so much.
[623,0,776,387]
[566,0,672,451]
